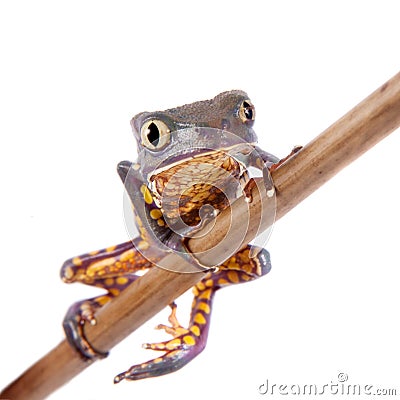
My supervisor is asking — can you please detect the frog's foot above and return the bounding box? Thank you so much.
[114,301,204,382]
[63,297,110,361]
[269,145,303,172]
[114,332,203,383]
[155,302,188,337]
[63,301,107,360]
[63,273,139,360]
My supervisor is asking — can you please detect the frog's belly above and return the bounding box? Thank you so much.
[149,151,245,227]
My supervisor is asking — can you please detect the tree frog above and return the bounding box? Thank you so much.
[61,91,287,383]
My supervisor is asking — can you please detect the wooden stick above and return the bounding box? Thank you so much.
[2,71,400,400]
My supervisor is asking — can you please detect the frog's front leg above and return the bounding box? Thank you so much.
[114,245,271,382]
[61,238,158,360]
[118,161,172,245]
[118,160,213,272]
[265,145,303,172]
[242,146,301,201]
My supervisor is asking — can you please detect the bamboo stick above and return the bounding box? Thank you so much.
[2,71,400,400]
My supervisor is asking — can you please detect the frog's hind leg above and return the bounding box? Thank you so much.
[114,245,271,382]
[63,274,139,359]
[61,238,159,360]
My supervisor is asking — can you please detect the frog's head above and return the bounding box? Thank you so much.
[130,90,258,177]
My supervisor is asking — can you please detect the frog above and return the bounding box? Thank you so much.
[61,90,291,383]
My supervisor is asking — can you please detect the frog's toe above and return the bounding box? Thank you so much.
[154,323,188,337]
[153,302,188,337]
[60,260,80,283]
[114,331,205,382]
[63,300,108,361]
[142,337,185,351]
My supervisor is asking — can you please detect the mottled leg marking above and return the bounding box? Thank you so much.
[114,245,271,382]
[61,239,158,361]
[60,239,153,284]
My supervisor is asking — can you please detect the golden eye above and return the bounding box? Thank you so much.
[238,100,255,123]
[140,119,170,150]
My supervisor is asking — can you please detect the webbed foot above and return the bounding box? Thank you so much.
[63,297,109,361]
[114,332,202,382]
[114,301,203,382]
[269,145,303,172]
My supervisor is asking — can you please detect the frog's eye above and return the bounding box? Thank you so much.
[238,100,255,123]
[140,119,170,150]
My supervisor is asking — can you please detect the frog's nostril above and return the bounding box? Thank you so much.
[221,118,231,130]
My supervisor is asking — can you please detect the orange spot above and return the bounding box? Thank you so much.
[190,325,201,336]
[116,277,129,285]
[227,271,240,283]
[218,278,229,285]
[166,338,182,350]
[150,209,163,220]
[72,257,82,266]
[197,302,210,314]
[183,335,196,346]
[227,261,240,270]
[138,240,150,250]
[205,279,213,287]
[241,274,251,281]
[194,313,206,325]
[87,257,117,276]
[192,287,199,296]
[153,357,163,364]
[106,245,117,253]
[141,185,153,205]
[157,218,165,227]
[104,278,114,286]
[199,289,212,300]
[96,295,111,306]
[120,249,134,262]
[89,250,100,256]
[196,282,206,291]
[109,288,120,296]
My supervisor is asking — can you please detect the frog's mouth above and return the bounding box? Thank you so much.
[148,143,254,181]
[148,147,233,176]
[140,126,257,178]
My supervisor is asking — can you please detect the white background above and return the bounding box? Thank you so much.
[1,1,399,399]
